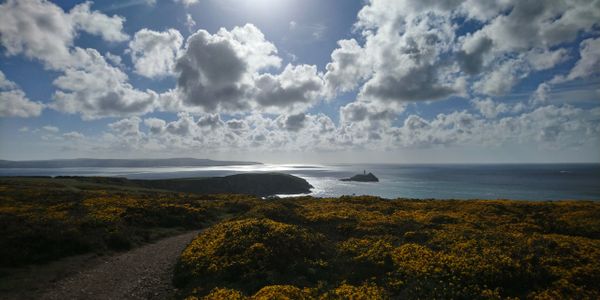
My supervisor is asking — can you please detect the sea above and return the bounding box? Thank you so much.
[1,163,599,200]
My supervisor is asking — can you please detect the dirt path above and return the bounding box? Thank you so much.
[39,230,200,300]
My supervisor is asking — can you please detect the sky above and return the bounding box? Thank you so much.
[0,0,599,163]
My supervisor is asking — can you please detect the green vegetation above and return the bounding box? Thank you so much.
[1,177,599,299]
[0,177,258,267]
[177,197,600,299]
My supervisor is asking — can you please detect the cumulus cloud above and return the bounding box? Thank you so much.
[174,24,324,114]
[359,8,460,104]
[51,48,157,120]
[0,90,44,118]
[144,118,167,134]
[63,131,84,140]
[324,39,369,96]
[196,114,224,130]
[69,1,129,42]
[324,0,600,104]
[254,64,324,113]
[0,71,17,90]
[340,101,397,124]
[109,116,142,136]
[0,70,44,117]
[471,98,509,118]
[129,28,183,78]
[457,35,493,75]
[0,0,75,69]
[278,113,306,132]
[473,59,524,96]
[0,0,152,120]
[175,24,280,112]
[565,37,600,81]
[37,99,600,158]
[0,0,129,70]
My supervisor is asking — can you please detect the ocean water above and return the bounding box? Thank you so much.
[1,164,599,200]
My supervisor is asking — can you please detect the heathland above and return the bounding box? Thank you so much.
[0,176,598,299]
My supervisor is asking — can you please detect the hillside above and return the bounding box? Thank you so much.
[132,173,313,196]
[0,177,598,299]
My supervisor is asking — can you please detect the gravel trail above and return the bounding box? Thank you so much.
[40,231,200,300]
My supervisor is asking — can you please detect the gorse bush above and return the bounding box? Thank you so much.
[175,218,332,294]
[0,177,260,267]
[176,197,600,299]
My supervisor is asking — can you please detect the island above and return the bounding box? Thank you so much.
[340,170,379,182]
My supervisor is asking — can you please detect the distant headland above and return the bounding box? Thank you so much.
[0,158,261,168]
[340,170,379,182]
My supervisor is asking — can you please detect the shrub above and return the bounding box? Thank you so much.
[174,218,332,295]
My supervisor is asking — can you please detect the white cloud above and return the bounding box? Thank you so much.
[471,98,509,118]
[129,28,183,78]
[0,0,75,69]
[324,39,369,97]
[105,52,124,67]
[0,0,129,70]
[525,48,569,71]
[63,131,84,140]
[185,14,196,33]
[174,24,324,114]
[0,70,18,90]
[144,118,167,134]
[176,0,199,7]
[36,99,600,158]
[0,90,44,118]
[324,0,600,103]
[0,70,44,118]
[70,1,129,42]
[109,116,142,136]
[253,64,324,113]
[566,37,600,81]
[473,59,524,96]
[42,125,59,133]
[51,48,157,120]
[175,24,281,112]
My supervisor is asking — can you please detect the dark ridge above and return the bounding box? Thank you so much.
[0,158,261,168]
[133,173,313,196]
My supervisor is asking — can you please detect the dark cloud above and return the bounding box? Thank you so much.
[458,36,493,75]
[280,113,306,132]
[254,64,323,112]
[197,114,224,129]
[362,65,457,102]
[175,29,250,111]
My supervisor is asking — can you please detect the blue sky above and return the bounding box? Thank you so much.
[0,0,599,163]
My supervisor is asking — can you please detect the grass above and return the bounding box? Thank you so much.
[0,177,599,299]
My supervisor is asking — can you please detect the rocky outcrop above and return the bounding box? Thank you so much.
[340,172,379,182]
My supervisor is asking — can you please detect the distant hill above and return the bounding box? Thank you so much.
[0,158,260,168]
[47,173,312,196]
[132,173,313,196]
